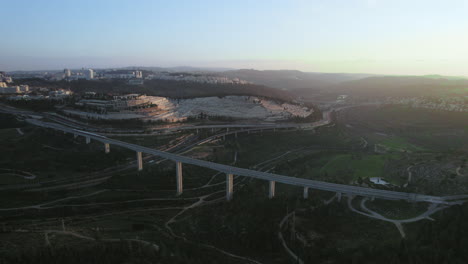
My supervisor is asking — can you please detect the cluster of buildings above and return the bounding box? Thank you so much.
[47,68,145,84]
[0,72,30,94]
[75,94,151,113]
[0,83,29,94]
[7,89,73,101]
[146,73,250,84]
[102,70,143,79]
[4,69,250,86]
[0,72,13,83]
[50,68,94,81]
[102,70,144,85]
[39,68,144,84]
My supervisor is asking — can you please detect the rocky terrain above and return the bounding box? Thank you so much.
[146,96,313,122]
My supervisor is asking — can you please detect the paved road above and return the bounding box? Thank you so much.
[25,116,451,205]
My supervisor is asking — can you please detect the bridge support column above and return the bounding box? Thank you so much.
[86,136,91,144]
[247,130,250,134]
[226,173,233,201]
[273,128,276,132]
[227,128,230,132]
[222,135,225,140]
[336,192,342,202]
[303,187,309,199]
[235,132,237,138]
[104,143,110,154]
[211,128,214,133]
[196,129,199,134]
[74,134,78,139]
[268,181,276,199]
[176,161,183,195]
[136,152,143,171]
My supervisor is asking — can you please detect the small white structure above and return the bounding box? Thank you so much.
[370,177,389,185]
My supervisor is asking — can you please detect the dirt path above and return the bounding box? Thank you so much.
[43,229,160,251]
[164,192,263,264]
[160,151,294,264]
[403,165,413,188]
[0,190,107,211]
[278,211,304,264]
[360,137,368,149]
[347,196,451,238]
[16,128,24,135]
[0,168,36,180]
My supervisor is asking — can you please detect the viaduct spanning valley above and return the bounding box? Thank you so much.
[26,113,451,205]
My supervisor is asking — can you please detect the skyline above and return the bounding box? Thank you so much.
[2,0,468,75]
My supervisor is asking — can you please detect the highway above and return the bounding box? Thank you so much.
[25,115,449,205]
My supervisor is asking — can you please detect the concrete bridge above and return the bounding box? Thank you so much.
[26,117,449,205]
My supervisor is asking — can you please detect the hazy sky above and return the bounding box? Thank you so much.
[2,0,468,75]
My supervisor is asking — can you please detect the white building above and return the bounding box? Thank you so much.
[18,85,29,92]
[0,87,17,93]
[76,94,150,112]
[64,69,71,77]
[0,85,28,94]
[135,71,143,78]
[104,72,136,79]
[49,89,73,97]
[84,69,94,80]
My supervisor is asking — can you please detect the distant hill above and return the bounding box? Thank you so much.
[326,76,468,98]
[220,69,375,90]
[420,74,467,80]
[119,66,235,73]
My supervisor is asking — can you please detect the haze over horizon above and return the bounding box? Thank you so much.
[2,0,468,76]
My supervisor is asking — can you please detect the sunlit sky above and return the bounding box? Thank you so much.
[2,0,468,75]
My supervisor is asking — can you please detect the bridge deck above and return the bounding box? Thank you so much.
[27,118,446,204]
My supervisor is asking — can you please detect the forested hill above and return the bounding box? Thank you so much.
[328,76,468,97]
[221,69,374,90]
[13,79,295,102]
[291,75,468,99]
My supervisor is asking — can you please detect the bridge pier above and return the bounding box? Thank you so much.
[176,161,183,195]
[222,135,225,140]
[211,128,214,133]
[336,192,342,202]
[226,173,233,201]
[227,128,230,132]
[136,152,143,171]
[235,132,237,138]
[303,187,309,199]
[196,129,199,134]
[85,136,91,144]
[268,181,276,199]
[247,130,250,134]
[104,143,110,154]
[73,134,78,139]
